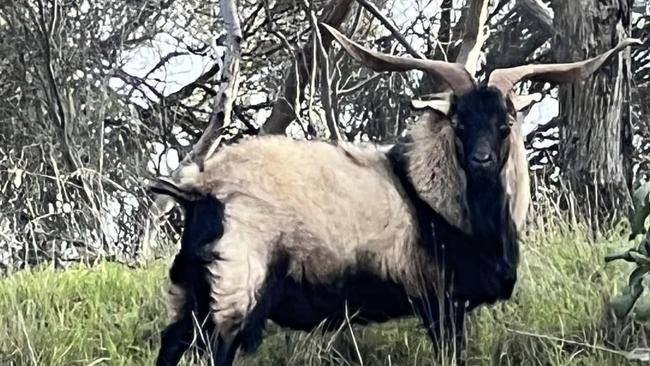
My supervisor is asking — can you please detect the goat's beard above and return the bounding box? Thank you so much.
[465,164,499,182]
[464,167,505,241]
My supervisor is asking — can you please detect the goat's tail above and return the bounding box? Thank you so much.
[148,162,204,204]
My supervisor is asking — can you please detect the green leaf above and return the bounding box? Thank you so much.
[605,248,633,263]
[629,266,650,287]
[629,251,650,266]
[634,294,650,322]
[612,283,644,319]
[630,182,650,238]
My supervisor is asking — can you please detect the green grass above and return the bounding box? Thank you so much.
[0,224,646,366]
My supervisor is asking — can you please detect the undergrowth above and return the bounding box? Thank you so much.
[0,222,646,365]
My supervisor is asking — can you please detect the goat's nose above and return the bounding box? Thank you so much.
[471,152,492,165]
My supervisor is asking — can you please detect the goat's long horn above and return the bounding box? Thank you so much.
[321,23,476,96]
[488,38,642,95]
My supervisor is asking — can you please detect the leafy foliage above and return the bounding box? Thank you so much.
[607,181,650,319]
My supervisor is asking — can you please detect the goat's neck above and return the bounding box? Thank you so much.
[465,176,510,243]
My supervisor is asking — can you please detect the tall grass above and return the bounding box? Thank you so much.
[0,221,645,365]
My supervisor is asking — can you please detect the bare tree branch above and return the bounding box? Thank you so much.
[261,0,353,135]
[488,0,511,22]
[303,0,340,140]
[142,51,190,81]
[484,0,554,74]
[165,63,222,105]
[189,0,243,165]
[355,0,426,59]
[516,0,553,36]
[141,0,243,258]
[338,73,383,95]
[526,118,560,145]
[31,0,78,171]
[455,0,490,74]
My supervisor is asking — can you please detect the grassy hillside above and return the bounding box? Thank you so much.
[0,223,645,366]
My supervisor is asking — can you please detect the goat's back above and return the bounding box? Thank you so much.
[188,136,423,286]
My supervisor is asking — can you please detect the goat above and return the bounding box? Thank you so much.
[150,24,639,365]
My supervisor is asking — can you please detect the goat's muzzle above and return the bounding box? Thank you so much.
[469,151,495,169]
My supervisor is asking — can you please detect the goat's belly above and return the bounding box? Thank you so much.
[269,273,414,331]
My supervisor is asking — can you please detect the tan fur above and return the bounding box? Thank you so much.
[178,136,444,339]
[167,283,187,323]
[405,110,470,233]
[502,117,531,230]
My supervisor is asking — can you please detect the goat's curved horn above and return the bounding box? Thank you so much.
[488,38,642,95]
[320,23,475,96]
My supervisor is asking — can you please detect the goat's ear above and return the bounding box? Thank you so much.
[411,91,453,116]
[320,23,475,96]
[148,177,203,204]
[512,92,542,112]
[488,38,642,96]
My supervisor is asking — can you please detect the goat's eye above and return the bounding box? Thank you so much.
[499,124,510,136]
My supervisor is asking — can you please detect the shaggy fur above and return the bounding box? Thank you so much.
[153,88,519,365]
[154,193,225,366]
[150,24,639,366]
[401,109,471,233]
[408,93,530,233]
[503,118,531,230]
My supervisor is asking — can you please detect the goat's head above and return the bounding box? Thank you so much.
[453,86,511,181]
[322,22,640,230]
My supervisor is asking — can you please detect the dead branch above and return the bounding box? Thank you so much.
[32,0,78,171]
[302,0,341,140]
[516,0,554,36]
[526,117,560,145]
[484,0,554,74]
[188,0,243,164]
[261,0,353,135]
[355,0,426,59]
[455,0,490,74]
[141,0,243,258]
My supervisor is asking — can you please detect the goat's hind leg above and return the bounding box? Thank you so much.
[205,233,274,365]
[156,253,216,366]
[206,283,271,366]
[155,286,195,366]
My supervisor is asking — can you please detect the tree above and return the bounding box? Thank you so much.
[2,0,646,270]
[551,0,635,225]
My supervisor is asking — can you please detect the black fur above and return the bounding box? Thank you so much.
[451,87,519,306]
[156,195,225,366]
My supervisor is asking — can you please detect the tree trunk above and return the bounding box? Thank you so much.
[551,0,633,226]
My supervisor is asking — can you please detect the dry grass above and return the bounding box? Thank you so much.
[1,218,646,365]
